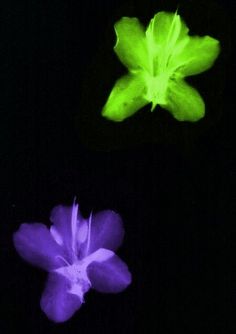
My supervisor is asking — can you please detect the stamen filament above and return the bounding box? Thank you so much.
[55,255,71,266]
[86,211,92,256]
[71,198,78,259]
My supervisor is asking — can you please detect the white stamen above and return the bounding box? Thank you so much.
[50,226,64,246]
[85,211,92,255]
[55,255,71,266]
[71,199,79,257]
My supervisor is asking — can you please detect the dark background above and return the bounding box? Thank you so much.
[0,0,234,333]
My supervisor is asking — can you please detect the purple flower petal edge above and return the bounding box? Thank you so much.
[87,254,132,293]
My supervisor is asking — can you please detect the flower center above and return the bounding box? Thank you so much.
[144,71,170,108]
[54,260,91,301]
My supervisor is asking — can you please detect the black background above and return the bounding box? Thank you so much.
[0,0,235,333]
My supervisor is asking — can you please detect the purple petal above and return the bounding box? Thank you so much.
[87,254,132,293]
[40,273,82,323]
[83,210,125,255]
[13,223,64,271]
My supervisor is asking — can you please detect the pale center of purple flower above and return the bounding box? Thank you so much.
[54,260,91,301]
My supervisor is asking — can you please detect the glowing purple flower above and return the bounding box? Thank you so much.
[13,202,132,323]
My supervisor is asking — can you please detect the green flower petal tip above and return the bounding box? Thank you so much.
[101,10,220,122]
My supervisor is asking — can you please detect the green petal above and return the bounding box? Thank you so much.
[170,35,220,76]
[102,74,149,122]
[114,17,149,71]
[146,11,189,71]
[162,79,205,122]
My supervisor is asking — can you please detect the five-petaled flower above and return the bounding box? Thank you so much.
[13,201,132,323]
[102,10,220,122]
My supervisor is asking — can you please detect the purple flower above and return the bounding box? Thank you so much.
[13,201,132,323]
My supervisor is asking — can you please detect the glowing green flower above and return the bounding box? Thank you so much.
[102,11,220,122]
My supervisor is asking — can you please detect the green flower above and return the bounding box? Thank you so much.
[102,11,220,122]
